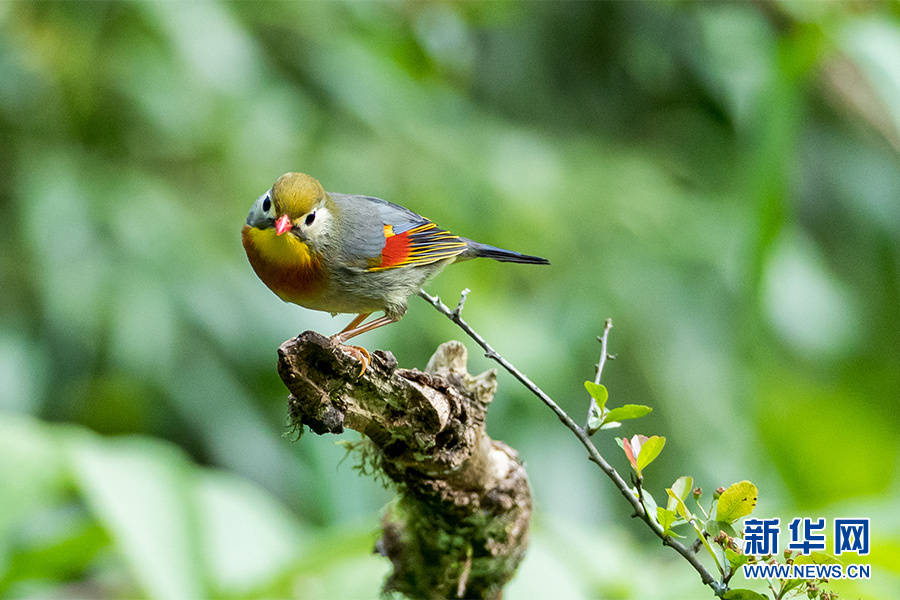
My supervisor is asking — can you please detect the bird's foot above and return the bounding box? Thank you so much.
[329,334,370,377]
[344,345,370,377]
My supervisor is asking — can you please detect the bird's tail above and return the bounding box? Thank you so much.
[463,240,550,265]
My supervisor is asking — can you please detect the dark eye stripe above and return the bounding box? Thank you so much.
[262,196,271,212]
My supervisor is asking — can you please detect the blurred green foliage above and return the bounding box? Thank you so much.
[1,2,898,598]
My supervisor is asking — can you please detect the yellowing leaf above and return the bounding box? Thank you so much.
[716,481,758,523]
[666,487,691,519]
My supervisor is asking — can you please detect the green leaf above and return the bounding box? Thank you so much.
[657,507,677,533]
[640,488,659,520]
[636,435,665,472]
[665,488,692,520]
[0,415,68,542]
[686,514,725,576]
[194,472,306,594]
[584,381,608,411]
[705,519,737,538]
[722,589,768,600]
[67,433,207,600]
[604,404,652,424]
[716,480,758,523]
[725,547,749,570]
[711,543,728,578]
[0,518,109,584]
[667,476,693,511]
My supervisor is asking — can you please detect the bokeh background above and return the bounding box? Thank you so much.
[1,2,898,599]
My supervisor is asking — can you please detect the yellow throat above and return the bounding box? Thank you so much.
[243,225,316,267]
[241,224,324,303]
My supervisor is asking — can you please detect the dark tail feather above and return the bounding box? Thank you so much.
[465,240,550,265]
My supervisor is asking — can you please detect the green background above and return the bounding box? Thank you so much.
[1,2,898,598]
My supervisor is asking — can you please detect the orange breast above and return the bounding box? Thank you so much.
[241,225,326,305]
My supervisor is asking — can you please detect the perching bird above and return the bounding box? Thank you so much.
[242,172,549,373]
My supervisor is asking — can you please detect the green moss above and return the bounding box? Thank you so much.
[381,494,524,600]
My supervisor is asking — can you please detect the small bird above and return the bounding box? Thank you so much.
[242,172,549,373]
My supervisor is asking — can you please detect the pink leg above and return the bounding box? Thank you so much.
[332,314,397,343]
[336,312,371,336]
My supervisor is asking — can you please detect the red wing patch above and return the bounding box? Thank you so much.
[369,222,467,271]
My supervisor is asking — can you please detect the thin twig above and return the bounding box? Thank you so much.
[594,319,614,385]
[418,289,728,598]
[691,538,704,554]
[585,318,614,429]
[452,288,471,318]
[723,561,737,585]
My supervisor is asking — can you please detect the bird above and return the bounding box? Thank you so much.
[241,172,549,374]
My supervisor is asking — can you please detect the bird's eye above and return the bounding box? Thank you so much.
[262,196,271,212]
[305,211,316,226]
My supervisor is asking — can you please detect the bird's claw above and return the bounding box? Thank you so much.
[329,335,370,377]
[345,345,370,377]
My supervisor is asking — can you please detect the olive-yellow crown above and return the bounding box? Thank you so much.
[271,172,326,217]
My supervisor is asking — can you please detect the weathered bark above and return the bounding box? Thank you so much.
[277,331,531,600]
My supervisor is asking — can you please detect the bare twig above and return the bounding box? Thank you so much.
[418,289,728,597]
[453,288,471,318]
[594,319,614,384]
[585,318,614,429]
[723,561,738,585]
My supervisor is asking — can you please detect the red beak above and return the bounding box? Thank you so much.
[275,214,292,236]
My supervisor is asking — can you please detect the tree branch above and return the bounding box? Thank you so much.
[585,318,614,429]
[277,331,531,600]
[417,289,728,597]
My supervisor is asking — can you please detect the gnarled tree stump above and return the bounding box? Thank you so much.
[277,331,531,600]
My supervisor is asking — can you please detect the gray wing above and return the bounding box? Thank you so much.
[328,193,466,271]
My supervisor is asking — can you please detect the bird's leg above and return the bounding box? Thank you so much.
[329,313,371,377]
[328,314,398,377]
[333,314,398,342]
[336,312,371,336]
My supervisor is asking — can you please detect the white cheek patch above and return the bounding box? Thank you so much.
[303,205,332,243]
[312,206,331,229]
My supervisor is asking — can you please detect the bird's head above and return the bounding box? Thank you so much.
[245,172,333,249]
